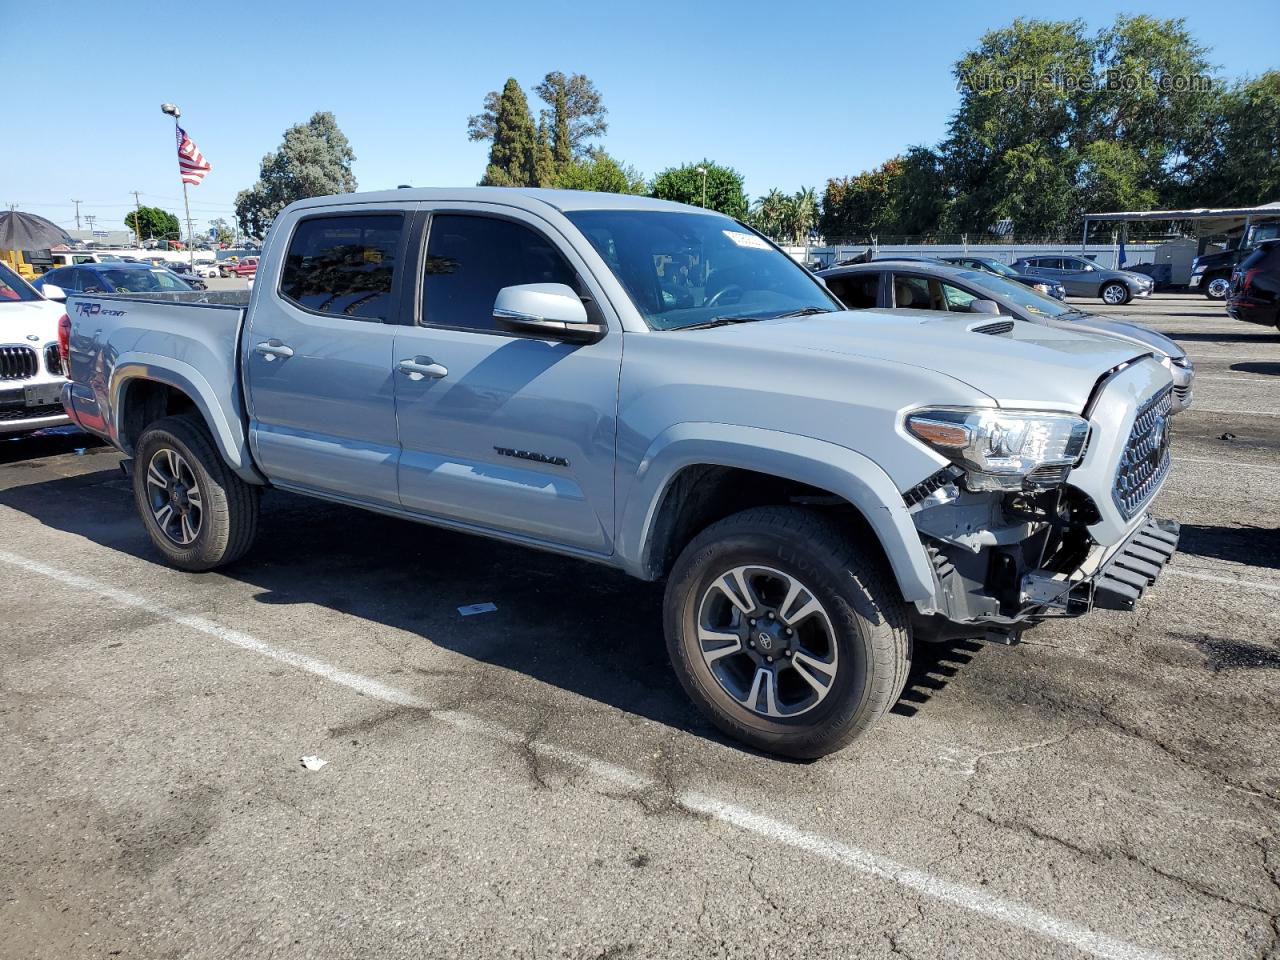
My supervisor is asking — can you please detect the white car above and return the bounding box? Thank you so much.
[194,261,221,279]
[0,263,72,436]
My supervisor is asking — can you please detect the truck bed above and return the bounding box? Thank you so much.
[62,291,257,480]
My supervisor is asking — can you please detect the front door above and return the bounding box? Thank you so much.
[392,210,622,555]
[244,210,410,506]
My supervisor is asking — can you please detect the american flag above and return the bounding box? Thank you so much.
[175,125,211,186]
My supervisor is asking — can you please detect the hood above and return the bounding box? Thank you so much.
[0,298,64,345]
[687,309,1149,412]
[1046,311,1184,360]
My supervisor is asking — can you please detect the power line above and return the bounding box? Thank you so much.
[71,199,82,230]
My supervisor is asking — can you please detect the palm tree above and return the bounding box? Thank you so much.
[749,189,788,239]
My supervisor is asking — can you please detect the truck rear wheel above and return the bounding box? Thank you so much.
[664,506,910,759]
[132,414,259,571]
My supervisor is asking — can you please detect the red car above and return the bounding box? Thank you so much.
[227,257,258,278]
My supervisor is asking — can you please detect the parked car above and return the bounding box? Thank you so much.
[47,251,125,268]
[0,261,72,435]
[940,256,1066,299]
[1012,255,1153,305]
[166,262,209,290]
[817,260,1194,411]
[194,261,221,279]
[226,256,258,278]
[1227,239,1280,329]
[61,187,1180,758]
[1189,221,1280,300]
[33,262,197,298]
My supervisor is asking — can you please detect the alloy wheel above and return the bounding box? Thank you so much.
[145,447,203,545]
[696,565,838,718]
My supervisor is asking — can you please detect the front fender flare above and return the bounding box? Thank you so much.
[111,355,263,484]
[617,422,937,605]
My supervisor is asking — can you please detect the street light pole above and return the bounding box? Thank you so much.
[696,166,708,208]
[161,103,196,270]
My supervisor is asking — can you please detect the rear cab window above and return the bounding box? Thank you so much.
[280,214,404,321]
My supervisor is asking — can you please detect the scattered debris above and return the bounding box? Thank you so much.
[458,602,498,616]
[1220,432,1237,441]
[300,756,328,771]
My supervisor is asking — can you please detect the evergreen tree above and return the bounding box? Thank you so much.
[477,78,541,187]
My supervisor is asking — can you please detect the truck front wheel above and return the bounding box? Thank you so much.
[664,506,910,759]
[132,414,259,571]
[1204,274,1230,300]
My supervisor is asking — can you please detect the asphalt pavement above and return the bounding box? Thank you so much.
[1,293,1277,960]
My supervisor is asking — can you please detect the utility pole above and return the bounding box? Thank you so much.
[84,214,97,238]
[131,191,144,247]
[71,199,82,230]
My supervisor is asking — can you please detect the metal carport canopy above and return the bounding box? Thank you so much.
[1083,200,1280,236]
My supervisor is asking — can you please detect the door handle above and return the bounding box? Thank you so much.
[398,356,448,380]
[255,339,294,361]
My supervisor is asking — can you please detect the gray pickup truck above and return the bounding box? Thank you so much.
[62,188,1179,758]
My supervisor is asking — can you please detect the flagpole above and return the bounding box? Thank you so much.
[160,103,196,270]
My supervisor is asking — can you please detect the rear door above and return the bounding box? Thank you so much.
[1058,257,1094,296]
[243,207,410,506]
[391,207,622,554]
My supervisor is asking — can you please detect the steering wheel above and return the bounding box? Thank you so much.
[705,284,743,309]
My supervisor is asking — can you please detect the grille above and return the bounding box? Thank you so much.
[972,320,1014,336]
[0,403,63,422]
[44,343,62,376]
[1113,384,1173,519]
[0,346,38,381]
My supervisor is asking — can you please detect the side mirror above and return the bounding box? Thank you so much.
[494,283,603,343]
[969,299,1001,314]
[41,284,66,302]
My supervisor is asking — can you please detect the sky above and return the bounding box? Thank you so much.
[4,0,1276,235]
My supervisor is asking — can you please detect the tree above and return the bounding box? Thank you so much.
[208,218,234,246]
[650,161,748,218]
[748,189,788,238]
[534,72,608,166]
[553,151,645,194]
[820,159,905,239]
[470,72,608,183]
[234,112,357,238]
[1181,71,1280,207]
[124,206,180,242]
[470,78,545,187]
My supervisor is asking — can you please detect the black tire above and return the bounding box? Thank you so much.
[1203,274,1230,300]
[664,506,910,759]
[1100,281,1131,306]
[132,414,259,571]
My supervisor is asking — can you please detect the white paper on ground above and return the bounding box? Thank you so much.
[300,756,328,771]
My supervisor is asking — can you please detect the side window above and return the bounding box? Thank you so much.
[72,268,97,291]
[421,214,579,333]
[826,272,879,309]
[941,282,981,312]
[893,274,943,310]
[73,255,95,265]
[279,214,403,321]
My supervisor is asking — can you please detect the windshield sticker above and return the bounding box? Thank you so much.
[723,230,771,250]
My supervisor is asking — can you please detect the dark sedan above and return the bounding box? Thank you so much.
[32,262,198,298]
[1227,239,1280,330]
[941,256,1066,300]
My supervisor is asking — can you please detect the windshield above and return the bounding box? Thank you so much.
[952,270,1075,318]
[565,210,839,331]
[0,262,42,302]
[982,259,1019,277]
[100,268,192,293]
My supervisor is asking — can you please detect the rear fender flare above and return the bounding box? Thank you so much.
[618,422,937,605]
[111,356,262,484]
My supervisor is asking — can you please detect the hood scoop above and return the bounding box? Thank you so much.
[971,319,1014,336]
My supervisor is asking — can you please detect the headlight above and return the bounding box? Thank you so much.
[905,408,1090,491]
[1033,283,1049,294]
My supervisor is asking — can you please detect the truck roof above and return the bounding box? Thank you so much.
[285,187,710,216]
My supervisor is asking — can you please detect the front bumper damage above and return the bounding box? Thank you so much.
[1021,516,1179,614]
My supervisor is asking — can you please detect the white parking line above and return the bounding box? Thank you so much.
[0,548,1174,960]
[1194,376,1275,383]
[1184,407,1280,417]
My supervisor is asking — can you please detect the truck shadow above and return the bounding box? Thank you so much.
[0,468,975,753]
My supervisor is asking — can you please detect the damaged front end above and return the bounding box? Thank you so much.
[902,367,1179,643]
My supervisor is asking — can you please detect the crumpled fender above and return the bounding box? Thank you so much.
[617,422,937,605]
